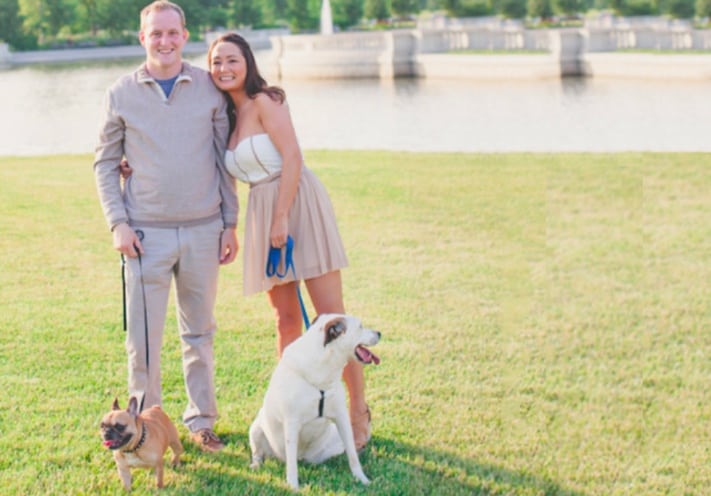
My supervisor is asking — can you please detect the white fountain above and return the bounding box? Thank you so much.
[320,0,333,35]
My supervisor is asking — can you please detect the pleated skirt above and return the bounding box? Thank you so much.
[242,167,348,296]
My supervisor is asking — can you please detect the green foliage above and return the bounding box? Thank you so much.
[391,0,418,17]
[556,0,585,15]
[263,0,289,25]
[96,0,136,37]
[611,0,659,14]
[332,0,364,28]
[496,0,527,17]
[231,0,263,27]
[667,0,694,16]
[697,0,711,16]
[365,0,391,20]
[0,0,23,45]
[441,0,494,16]
[528,0,554,17]
[287,0,318,31]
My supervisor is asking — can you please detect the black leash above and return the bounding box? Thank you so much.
[120,229,149,412]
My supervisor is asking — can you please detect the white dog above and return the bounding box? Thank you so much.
[249,313,381,490]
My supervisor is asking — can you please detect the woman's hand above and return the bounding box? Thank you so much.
[119,159,133,179]
[269,215,289,248]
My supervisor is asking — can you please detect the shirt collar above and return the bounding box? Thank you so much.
[137,62,193,84]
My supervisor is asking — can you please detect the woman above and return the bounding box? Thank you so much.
[207,32,372,450]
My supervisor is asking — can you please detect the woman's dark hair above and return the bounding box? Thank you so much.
[207,32,285,136]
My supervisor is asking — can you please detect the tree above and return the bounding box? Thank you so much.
[440,0,493,16]
[667,0,694,16]
[365,0,391,21]
[231,0,263,27]
[96,0,135,37]
[332,0,363,28]
[287,0,318,31]
[556,0,584,16]
[76,0,98,35]
[697,0,711,17]
[263,0,289,25]
[0,0,23,44]
[391,0,418,17]
[528,0,554,17]
[498,0,527,17]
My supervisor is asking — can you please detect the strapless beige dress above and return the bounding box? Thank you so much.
[225,133,348,296]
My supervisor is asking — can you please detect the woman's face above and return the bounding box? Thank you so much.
[209,41,247,92]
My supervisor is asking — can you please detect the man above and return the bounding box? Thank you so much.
[94,0,238,452]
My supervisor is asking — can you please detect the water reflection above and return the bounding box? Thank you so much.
[1,53,710,156]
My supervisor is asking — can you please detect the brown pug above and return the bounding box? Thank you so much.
[100,396,183,490]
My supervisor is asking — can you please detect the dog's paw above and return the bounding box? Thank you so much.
[249,457,263,470]
[353,470,370,485]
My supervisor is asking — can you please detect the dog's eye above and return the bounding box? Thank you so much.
[115,424,126,432]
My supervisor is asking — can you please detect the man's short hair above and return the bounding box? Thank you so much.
[140,1,186,29]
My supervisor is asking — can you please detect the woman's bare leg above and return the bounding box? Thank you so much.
[267,281,304,357]
[305,271,370,449]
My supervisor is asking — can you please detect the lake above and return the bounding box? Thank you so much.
[1,52,710,156]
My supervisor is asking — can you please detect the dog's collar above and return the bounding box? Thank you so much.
[318,390,325,418]
[123,424,147,453]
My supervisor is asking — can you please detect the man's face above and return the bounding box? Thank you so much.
[139,8,188,76]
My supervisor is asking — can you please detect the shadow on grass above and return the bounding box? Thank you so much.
[172,430,585,496]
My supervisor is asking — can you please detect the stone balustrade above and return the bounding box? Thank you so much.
[3,18,711,80]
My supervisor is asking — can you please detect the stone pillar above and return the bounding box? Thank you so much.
[0,43,11,69]
[378,30,417,78]
[549,29,585,77]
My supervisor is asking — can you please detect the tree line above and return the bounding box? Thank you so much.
[1,0,710,51]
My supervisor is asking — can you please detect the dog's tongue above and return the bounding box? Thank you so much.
[103,440,114,448]
[356,345,380,365]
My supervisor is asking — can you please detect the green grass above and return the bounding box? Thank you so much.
[0,151,709,495]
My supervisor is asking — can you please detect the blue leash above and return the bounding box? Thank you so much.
[266,235,310,329]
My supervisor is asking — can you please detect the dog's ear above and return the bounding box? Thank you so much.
[112,397,121,411]
[324,317,347,346]
[127,396,139,418]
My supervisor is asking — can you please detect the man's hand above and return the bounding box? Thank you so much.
[113,223,143,258]
[220,227,238,265]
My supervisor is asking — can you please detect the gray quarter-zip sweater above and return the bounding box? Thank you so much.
[94,62,237,231]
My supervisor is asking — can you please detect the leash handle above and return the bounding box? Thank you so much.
[266,236,310,328]
[266,236,294,278]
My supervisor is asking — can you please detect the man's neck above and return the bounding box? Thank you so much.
[145,62,183,80]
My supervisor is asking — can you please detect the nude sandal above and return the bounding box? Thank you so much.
[350,405,371,452]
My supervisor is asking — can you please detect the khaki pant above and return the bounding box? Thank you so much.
[124,218,223,432]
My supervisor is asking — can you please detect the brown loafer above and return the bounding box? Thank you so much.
[350,405,371,452]
[190,428,225,453]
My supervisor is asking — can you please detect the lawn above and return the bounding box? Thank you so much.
[0,151,709,495]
